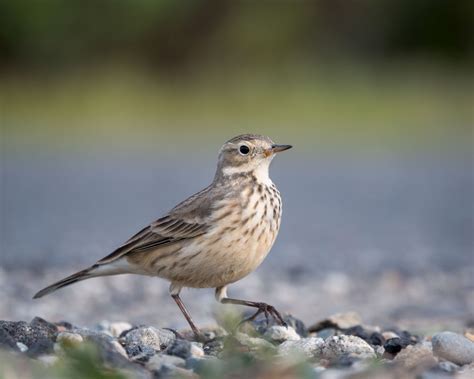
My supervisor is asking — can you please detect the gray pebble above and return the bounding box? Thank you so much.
[432,331,474,366]
[121,326,176,361]
[165,339,193,359]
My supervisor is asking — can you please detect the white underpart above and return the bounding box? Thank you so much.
[252,158,273,185]
[222,156,273,184]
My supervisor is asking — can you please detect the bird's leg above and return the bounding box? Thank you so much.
[171,293,203,339]
[215,286,287,327]
[169,283,204,340]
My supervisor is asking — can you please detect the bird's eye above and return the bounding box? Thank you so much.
[239,145,250,155]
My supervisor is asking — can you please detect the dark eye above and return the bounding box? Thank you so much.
[239,145,250,155]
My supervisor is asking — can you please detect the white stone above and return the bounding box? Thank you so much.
[322,335,375,360]
[264,325,301,343]
[278,337,325,358]
[16,342,28,352]
[190,342,205,357]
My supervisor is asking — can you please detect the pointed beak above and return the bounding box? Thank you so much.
[271,144,292,153]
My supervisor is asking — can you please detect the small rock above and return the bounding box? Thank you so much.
[146,353,186,371]
[374,345,385,357]
[384,338,404,354]
[368,332,385,346]
[249,314,308,338]
[393,343,437,370]
[309,312,362,332]
[382,331,399,340]
[56,332,83,349]
[121,326,175,360]
[342,325,371,342]
[432,331,474,366]
[316,328,337,340]
[16,342,28,352]
[321,335,376,361]
[278,337,324,358]
[166,339,193,359]
[264,325,300,343]
[0,318,57,349]
[190,342,205,358]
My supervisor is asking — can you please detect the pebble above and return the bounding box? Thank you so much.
[16,342,28,352]
[121,326,176,360]
[316,328,337,340]
[165,339,193,359]
[321,335,376,361]
[278,337,325,358]
[56,332,83,348]
[190,342,205,358]
[382,331,399,340]
[432,331,474,366]
[384,338,404,354]
[309,312,362,332]
[263,325,300,343]
[393,343,437,370]
[249,314,308,337]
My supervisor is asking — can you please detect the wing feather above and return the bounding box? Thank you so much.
[95,184,223,265]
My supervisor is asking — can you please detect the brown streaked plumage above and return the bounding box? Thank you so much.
[33,134,292,339]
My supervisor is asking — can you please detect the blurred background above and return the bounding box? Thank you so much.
[1,1,473,333]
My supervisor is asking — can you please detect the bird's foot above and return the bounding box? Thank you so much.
[238,302,288,328]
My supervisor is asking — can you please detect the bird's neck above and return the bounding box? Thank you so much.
[214,161,273,186]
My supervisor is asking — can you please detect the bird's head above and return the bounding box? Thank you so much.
[215,134,292,181]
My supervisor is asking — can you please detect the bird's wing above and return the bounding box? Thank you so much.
[96,184,222,265]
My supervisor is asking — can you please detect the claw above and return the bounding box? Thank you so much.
[238,302,286,328]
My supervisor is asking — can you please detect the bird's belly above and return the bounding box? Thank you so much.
[170,191,280,288]
[171,222,277,288]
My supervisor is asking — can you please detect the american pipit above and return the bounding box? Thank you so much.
[34,134,292,338]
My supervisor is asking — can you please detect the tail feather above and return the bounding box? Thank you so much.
[33,265,98,299]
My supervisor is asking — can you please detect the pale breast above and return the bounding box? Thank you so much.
[175,181,281,287]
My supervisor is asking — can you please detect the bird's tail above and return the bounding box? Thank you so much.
[33,265,100,299]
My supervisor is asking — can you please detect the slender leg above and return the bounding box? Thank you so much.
[215,286,287,327]
[171,293,202,338]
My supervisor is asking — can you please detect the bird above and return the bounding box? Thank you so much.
[33,134,292,339]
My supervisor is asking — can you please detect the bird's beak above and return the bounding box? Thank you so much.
[271,144,292,153]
